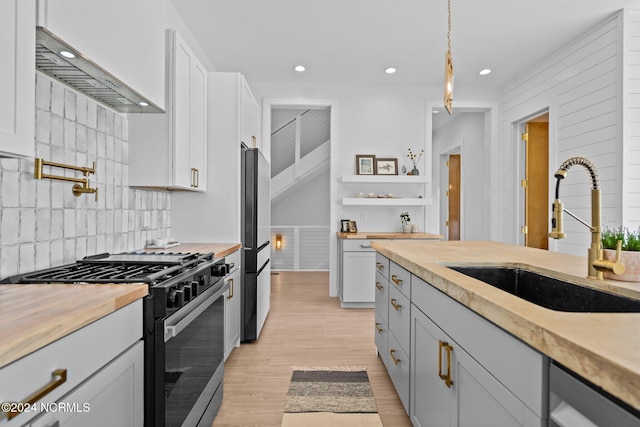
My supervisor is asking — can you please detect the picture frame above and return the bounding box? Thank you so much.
[340,219,351,233]
[375,158,398,175]
[348,220,358,233]
[356,155,376,175]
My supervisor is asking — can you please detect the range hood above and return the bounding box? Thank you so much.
[35,26,164,114]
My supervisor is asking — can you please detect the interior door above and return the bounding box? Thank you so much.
[448,154,461,241]
[524,122,549,249]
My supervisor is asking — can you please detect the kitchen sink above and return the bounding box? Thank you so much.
[447,265,640,313]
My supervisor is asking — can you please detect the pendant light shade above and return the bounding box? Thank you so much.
[444,0,454,114]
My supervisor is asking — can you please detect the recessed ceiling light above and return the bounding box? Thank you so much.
[385,67,397,74]
[479,69,492,75]
[294,65,306,72]
[59,50,75,59]
[138,101,149,107]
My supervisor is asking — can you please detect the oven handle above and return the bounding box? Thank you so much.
[164,280,229,342]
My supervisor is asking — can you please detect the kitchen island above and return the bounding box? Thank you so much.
[371,239,640,415]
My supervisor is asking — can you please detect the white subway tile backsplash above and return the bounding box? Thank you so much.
[19,209,36,243]
[51,83,64,116]
[64,89,76,121]
[0,77,171,279]
[50,114,63,146]
[36,209,51,242]
[35,74,51,111]
[35,241,50,270]
[19,243,35,273]
[1,209,19,245]
[36,110,51,144]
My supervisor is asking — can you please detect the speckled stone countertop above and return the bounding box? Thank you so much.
[370,240,640,411]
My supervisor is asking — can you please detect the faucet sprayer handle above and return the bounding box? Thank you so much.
[549,199,566,239]
[593,239,626,276]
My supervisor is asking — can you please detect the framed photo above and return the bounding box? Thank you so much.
[340,219,351,233]
[356,155,376,175]
[348,220,358,233]
[375,158,398,175]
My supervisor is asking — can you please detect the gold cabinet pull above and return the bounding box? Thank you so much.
[376,262,384,271]
[375,282,383,291]
[438,340,453,388]
[4,369,67,420]
[191,168,199,188]
[226,278,234,300]
[390,298,402,311]
[375,322,384,333]
[391,275,403,285]
[390,349,401,365]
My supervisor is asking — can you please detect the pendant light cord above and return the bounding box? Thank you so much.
[447,0,452,55]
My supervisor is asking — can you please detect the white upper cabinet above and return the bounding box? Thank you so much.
[0,0,35,158]
[36,0,165,109]
[128,30,207,191]
[241,78,261,151]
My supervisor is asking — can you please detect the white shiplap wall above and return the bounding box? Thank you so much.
[498,12,624,256]
[624,10,640,231]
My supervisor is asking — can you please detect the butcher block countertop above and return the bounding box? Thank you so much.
[0,284,147,369]
[337,231,442,239]
[371,240,640,411]
[144,242,241,259]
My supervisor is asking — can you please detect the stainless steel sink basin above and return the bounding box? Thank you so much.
[447,265,640,313]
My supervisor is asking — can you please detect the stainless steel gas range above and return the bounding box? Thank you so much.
[1,251,229,427]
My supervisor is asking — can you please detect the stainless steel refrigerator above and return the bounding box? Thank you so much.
[241,145,271,342]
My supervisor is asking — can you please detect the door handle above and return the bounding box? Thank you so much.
[391,275,403,285]
[375,322,384,333]
[227,277,234,300]
[375,282,383,291]
[376,262,384,271]
[3,369,67,420]
[438,340,454,388]
[390,298,402,311]
[390,349,401,365]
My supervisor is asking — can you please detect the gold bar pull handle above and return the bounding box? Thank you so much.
[375,322,384,333]
[390,298,402,311]
[391,275,403,286]
[375,262,384,271]
[4,369,67,420]
[438,340,453,388]
[227,278,234,300]
[375,282,383,291]
[390,349,401,365]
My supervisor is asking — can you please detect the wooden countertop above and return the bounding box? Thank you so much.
[0,284,148,369]
[337,231,442,239]
[143,242,241,259]
[370,240,640,411]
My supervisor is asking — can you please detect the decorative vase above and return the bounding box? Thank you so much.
[603,249,640,282]
[402,224,412,233]
[411,167,419,176]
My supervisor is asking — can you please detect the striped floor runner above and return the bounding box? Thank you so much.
[282,367,382,426]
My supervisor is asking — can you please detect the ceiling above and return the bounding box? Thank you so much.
[170,0,640,90]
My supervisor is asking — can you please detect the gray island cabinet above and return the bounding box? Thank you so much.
[372,240,640,427]
[374,252,546,426]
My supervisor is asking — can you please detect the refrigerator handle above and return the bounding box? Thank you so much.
[257,241,270,252]
[256,259,270,276]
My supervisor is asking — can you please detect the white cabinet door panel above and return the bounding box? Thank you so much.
[342,251,375,302]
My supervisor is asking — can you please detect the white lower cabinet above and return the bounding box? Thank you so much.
[28,342,143,427]
[339,239,375,306]
[224,250,241,361]
[0,300,143,427]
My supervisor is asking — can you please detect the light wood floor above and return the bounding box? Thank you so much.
[212,271,412,427]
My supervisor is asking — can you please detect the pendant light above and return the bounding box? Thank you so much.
[444,0,454,114]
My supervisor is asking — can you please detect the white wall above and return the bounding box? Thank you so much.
[433,112,488,240]
[497,11,627,256]
[623,9,640,231]
[272,168,330,225]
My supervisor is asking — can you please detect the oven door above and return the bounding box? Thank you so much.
[163,280,227,427]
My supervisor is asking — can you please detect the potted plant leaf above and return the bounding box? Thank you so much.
[601,226,640,282]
